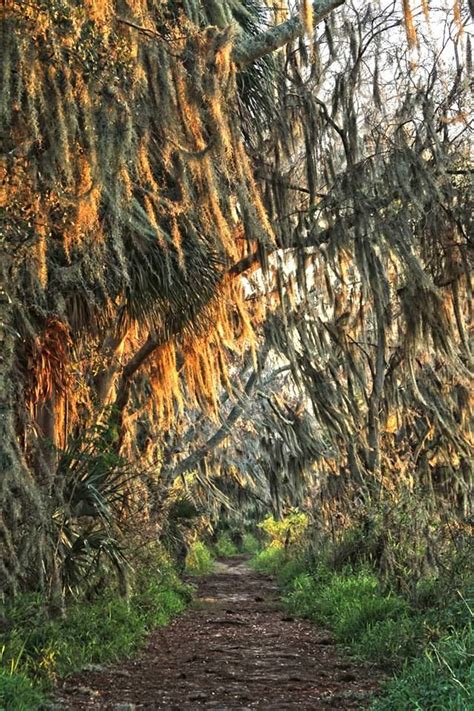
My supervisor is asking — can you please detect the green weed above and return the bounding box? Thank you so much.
[251,543,287,574]
[0,669,44,711]
[241,533,260,554]
[371,625,474,710]
[283,566,412,653]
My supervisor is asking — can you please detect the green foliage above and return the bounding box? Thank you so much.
[251,543,287,574]
[371,625,474,710]
[251,544,307,587]
[353,615,423,665]
[258,510,309,549]
[253,529,473,708]
[214,533,238,557]
[241,532,261,554]
[0,551,191,710]
[283,566,418,663]
[185,541,214,576]
[55,422,132,593]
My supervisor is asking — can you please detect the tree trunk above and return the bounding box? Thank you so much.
[0,263,48,594]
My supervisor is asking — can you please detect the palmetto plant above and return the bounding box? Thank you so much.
[52,424,130,593]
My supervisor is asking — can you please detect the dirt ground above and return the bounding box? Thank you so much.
[55,557,383,709]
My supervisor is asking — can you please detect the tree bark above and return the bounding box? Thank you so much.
[233,0,344,67]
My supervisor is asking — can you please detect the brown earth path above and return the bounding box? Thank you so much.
[55,556,383,710]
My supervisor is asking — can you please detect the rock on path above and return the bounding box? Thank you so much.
[55,557,382,709]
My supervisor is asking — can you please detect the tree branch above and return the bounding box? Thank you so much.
[233,0,345,67]
[113,333,159,425]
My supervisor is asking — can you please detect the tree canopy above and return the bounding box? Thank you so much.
[1,0,472,598]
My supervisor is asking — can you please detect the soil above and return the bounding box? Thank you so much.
[55,557,383,709]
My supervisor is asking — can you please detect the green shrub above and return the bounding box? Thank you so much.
[283,572,320,617]
[258,510,309,549]
[277,556,308,586]
[185,541,214,575]
[242,532,260,554]
[214,533,238,557]
[354,615,423,665]
[331,588,410,642]
[252,544,306,584]
[282,564,424,669]
[251,543,287,574]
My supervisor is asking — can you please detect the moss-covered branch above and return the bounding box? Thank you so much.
[233,0,344,67]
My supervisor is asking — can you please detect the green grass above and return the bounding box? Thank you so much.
[283,567,419,664]
[371,625,474,710]
[241,532,261,554]
[251,543,287,573]
[185,540,214,575]
[0,670,44,711]
[0,555,192,710]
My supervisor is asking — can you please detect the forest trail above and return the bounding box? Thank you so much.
[56,557,382,710]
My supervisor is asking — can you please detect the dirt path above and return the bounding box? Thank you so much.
[56,557,382,709]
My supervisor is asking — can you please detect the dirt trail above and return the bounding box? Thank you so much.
[56,557,382,709]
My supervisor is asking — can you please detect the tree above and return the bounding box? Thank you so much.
[160,0,473,581]
[1,0,471,598]
[0,0,347,595]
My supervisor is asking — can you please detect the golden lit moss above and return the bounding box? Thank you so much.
[421,0,430,22]
[148,342,185,427]
[453,0,463,35]
[170,217,186,270]
[27,320,72,406]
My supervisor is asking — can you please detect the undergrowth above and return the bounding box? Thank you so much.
[252,516,473,709]
[185,540,214,575]
[241,532,261,554]
[214,532,239,557]
[0,548,192,711]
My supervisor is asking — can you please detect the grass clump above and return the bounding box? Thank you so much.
[0,550,192,710]
[251,543,287,574]
[0,668,44,711]
[185,540,214,575]
[283,567,418,664]
[252,545,308,592]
